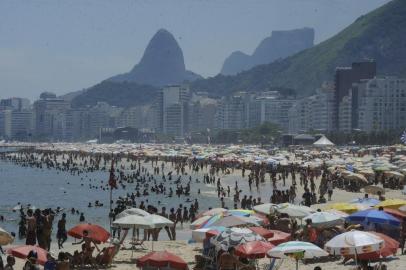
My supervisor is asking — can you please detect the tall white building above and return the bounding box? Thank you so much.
[288,83,335,133]
[154,85,190,136]
[353,77,406,133]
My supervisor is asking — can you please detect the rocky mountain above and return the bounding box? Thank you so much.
[220,27,314,75]
[192,0,406,97]
[109,29,202,86]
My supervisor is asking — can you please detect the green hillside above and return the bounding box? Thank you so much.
[71,81,159,108]
[192,0,406,97]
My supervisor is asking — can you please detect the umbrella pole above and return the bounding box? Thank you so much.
[296,258,299,270]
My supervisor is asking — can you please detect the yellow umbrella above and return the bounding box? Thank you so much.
[375,199,406,209]
[325,203,360,214]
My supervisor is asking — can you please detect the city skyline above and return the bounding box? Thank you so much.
[0,0,390,100]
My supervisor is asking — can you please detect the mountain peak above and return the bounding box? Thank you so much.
[221,27,314,75]
[109,29,201,86]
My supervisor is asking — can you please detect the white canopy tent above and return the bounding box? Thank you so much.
[313,136,334,147]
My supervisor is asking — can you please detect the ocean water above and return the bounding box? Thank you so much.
[0,146,281,244]
[0,158,224,242]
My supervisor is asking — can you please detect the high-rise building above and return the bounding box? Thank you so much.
[334,61,376,130]
[288,83,335,134]
[353,77,406,133]
[0,97,30,111]
[154,85,190,136]
[33,92,70,140]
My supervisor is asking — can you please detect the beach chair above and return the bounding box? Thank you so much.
[130,238,147,250]
[96,246,117,267]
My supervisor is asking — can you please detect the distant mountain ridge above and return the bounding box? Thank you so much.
[221,27,315,75]
[192,0,406,97]
[108,29,202,86]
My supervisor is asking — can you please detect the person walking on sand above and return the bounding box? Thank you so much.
[57,213,67,249]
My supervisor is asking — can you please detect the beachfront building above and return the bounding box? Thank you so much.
[189,94,218,133]
[0,98,33,140]
[352,76,406,133]
[215,93,247,130]
[333,61,376,130]
[288,83,335,134]
[0,97,30,111]
[33,92,70,141]
[153,85,191,137]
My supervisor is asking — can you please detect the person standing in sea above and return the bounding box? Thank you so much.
[25,209,37,245]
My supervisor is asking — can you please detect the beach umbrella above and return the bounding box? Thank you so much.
[190,215,212,229]
[0,226,14,245]
[210,227,265,251]
[115,208,150,219]
[235,241,275,259]
[197,208,227,218]
[326,203,361,214]
[208,215,260,228]
[113,214,173,229]
[349,198,380,207]
[375,199,406,209]
[253,203,278,215]
[7,245,48,265]
[303,211,344,228]
[382,208,406,220]
[325,230,384,257]
[384,171,404,179]
[343,232,399,261]
[191,227,226,242]
[276,203,315,219]
[268,241,328,270]
[248,227,274,239]
[347,209,401,227]
[68,223,110,243]
[363,185,385,195]
[268,230,291,246]
[324,209,349,218]
[345,173,368,184]
[136,251,188,270]
[227,209,255,217]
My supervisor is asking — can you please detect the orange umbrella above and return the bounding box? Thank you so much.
[268,230,291,245]
[7,245,48,265]
[235,241,274,259]
[248,227,274,239]
[68,223,110,243]
[137,251,188,270]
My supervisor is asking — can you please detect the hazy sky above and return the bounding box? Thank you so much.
[0,0,390,100]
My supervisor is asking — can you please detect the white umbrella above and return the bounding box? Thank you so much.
[113,214,173,229]
[268,241,328,270]
[324,230,384,256]
[115,208,150,219]
[276,203,315,219]
[303,211,344,228]
[253,203,278,215]
[0,227,14,245]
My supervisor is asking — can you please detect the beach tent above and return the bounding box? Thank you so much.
[313,136,334,146]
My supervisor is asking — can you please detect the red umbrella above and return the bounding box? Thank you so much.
[249,227,274,239]
[68,223,110,243]
[235,241,275,259]
[344,232,399,261]
[268,230,291,245]
[205,229,221,239]
[137,251,188,270]
[383,208,406,220]
[7,245,48,265]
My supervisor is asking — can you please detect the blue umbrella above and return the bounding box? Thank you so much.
[346,209,401,227]
[349,198,380,207]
